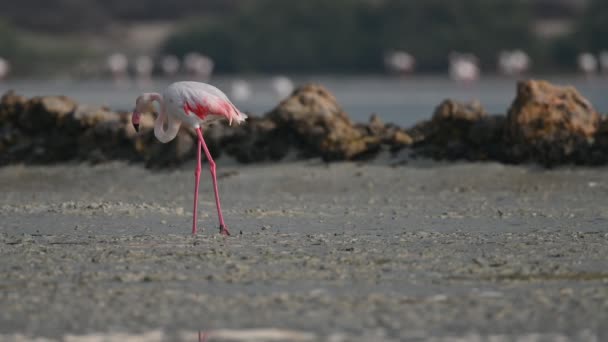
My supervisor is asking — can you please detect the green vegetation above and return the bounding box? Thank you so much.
[1,0,606,75]
[0,21,92,76]
[572,0,608,51]
[163,0,539,73]
[550,0,608,68]
[0,20,20,61]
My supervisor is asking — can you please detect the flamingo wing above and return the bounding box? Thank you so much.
[176,82,247,125]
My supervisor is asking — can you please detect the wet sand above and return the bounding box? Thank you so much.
[1,157,607,341]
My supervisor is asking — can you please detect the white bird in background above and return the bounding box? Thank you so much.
[498,49,531,76]
[598,51,608,75]
[384,50,415,75]
[0,57,9,80]
[230,79,252,102]
[271,76,294,99]
[448,52,480,83]
[131,81,248,236]
[161,55,180,78]
[184,53,215,81]
[578,52,598,77]
[107,53,129,85]
[134,55,154,85]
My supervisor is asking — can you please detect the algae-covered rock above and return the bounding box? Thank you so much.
[505,80,599,165]
[408,99,504,160]
[267,84,380,160]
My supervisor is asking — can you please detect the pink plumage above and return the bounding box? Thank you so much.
[170,81,247,127]
[131,81,248,236]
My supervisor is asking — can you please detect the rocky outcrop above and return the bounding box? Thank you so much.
[358,114,412,153]
[588,115,608,165]
[408,100,504,161]
[0,84,407,168]
[1,80,606,168]
[408,80,604,166]
[504,80,600,165]
[267,84,384,160]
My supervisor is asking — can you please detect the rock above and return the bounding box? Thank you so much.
[0,93,28,164]
[0,122,26,166]
[367,113,386,136]
[409,100,486,144]
[18,95,78,133]
[0,81,605,168]
[144,130,196,168]
[391,130,413,147]
[467,115,506,160]
[0,91,27,124]
[222,116,290,163]
[408,99,500,160]
[434,99,486,122]
[267,84,380,160]
[0,94,79,163]
[505,80,600,165]
[73,105,123,127]
[359,114,413,152]
[588,115,608,164]
[595,115,608,145]
[429,99,487,145]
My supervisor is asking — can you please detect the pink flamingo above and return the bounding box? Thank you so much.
[131,82,247,236]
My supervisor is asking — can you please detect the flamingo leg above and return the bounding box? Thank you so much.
[196,128,230,236]
[192,133,202,235]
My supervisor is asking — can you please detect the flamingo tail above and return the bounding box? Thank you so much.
[229,104,248,125]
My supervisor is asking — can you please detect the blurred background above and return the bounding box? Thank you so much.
[0,0,606,125]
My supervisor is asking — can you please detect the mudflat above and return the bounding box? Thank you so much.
[1,158,607,341]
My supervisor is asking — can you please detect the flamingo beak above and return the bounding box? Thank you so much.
[133,123,140,132]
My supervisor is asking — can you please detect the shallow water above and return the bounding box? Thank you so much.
[1,75,607,127]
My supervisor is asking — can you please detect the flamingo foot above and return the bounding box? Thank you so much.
[219,224,231,236]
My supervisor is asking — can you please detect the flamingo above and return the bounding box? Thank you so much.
[107,53,129,84]
[230,79,252,102]
[498,49,530,76]
[384,50,415,76]
[184,53,215,81]
[0,57,9,80]
[134,55,154,83]
[271,76,294,99]
[131,81,248,236]
[161,55,180,78]
[578,52,598,77]
[448,52,480,83]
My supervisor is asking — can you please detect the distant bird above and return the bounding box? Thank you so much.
[134,55,154,85]
[184,53,214,81]
[449,52,480,83]
[384,50,415,75]
[131,81,248,235]
[271,76,294,99]
[107,53,129,84]
[578,52,598,76]
[161,55,180,77]
[231,79,252,102]
[0,57,9,80]
[498,49,530,76]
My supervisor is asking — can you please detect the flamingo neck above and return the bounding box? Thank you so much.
[147,92,181,143]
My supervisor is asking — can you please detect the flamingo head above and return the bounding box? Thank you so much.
[131,94,152,132]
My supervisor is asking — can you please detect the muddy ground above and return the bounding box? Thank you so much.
[0,155,607,341]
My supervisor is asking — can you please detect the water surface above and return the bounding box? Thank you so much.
[2,75,606,127]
